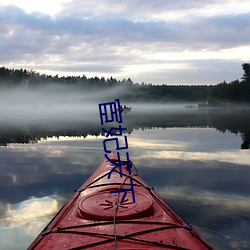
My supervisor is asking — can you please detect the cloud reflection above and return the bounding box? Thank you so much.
[157,186,250,216]
[0,196,62,249]
[0,196,59,229]
[0,126,249,249]
[153,150,250,167]
[127,128,249,166]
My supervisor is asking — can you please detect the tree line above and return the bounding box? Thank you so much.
[208,63,250,105]
[0,63,249,104]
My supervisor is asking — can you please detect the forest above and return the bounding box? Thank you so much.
[0,63,249,104]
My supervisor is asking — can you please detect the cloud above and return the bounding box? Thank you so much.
[58,0,239,19]
[0,1,250,84]
[1,6,247,51]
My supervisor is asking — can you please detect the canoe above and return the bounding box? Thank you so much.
[28,152,213,249]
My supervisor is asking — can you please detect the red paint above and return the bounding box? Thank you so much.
[28,152,213,249]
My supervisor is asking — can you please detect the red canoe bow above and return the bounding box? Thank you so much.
[28,152,213,249]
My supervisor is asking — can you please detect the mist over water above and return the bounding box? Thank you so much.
[0,85,97,122]
[0,84,197,125]
[0,84,249,150]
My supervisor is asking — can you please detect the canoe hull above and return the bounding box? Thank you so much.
[28,152,212,249]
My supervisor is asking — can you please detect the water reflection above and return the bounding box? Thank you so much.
[0,196,59,228]
[127,128,250,250]
[0,108,250,249]
[0,196,62,250]
[0,107,250,149]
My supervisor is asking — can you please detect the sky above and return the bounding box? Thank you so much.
[0,0,250,85]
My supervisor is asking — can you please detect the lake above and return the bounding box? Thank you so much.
[0,104,250,249]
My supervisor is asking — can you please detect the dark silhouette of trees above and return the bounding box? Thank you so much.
[242,63,250,83]
[0,63,250,104]
[208,63,250,105]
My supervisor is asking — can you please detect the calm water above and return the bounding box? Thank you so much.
[0,105,250,249]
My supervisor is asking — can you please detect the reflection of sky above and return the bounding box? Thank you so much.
[127,128,250,249]
[0,127,250,249]
[129,127,243,152]
[0,196,62,250]
[128,128,250,166]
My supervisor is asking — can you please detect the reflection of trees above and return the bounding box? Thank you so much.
[0,109,250,149]
[125,110,250,150]
[241,133,250,149]
[0,131,38,146]
[0,122,102,146]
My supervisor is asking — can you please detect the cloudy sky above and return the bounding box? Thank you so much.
[0,0,250,85]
